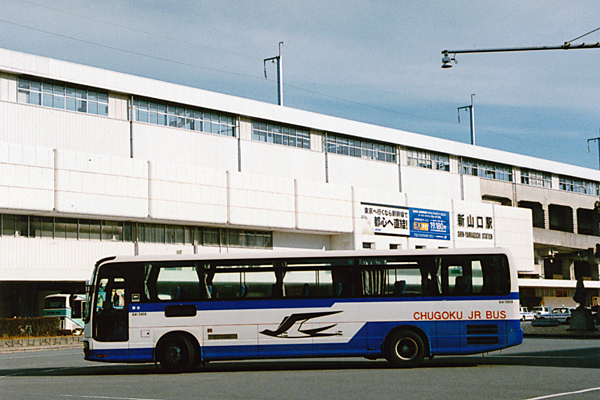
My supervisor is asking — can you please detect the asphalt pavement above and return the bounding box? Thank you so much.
[1,337,600,400]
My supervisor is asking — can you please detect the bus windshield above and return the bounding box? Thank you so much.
[44,297,66,309]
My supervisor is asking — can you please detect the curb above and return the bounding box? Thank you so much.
[522,322,600,339]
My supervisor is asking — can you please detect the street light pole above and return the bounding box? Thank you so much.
[441,42,600,68]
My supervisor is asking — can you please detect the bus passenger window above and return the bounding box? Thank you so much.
[448,265,464,294]
[96,278,108,312]
[156,266,201,301]
[471,260,484,294]
[283,270,317,297]
[211,272,241,299]
[243,270,276,298]
[319,270,334,296]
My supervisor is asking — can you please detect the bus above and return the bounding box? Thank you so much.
[43,293,86,335]
[83,248,522,371]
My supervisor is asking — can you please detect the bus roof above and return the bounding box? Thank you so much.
[96,248,513,267]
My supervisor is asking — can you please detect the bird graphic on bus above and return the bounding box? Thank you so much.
[260,311,343,338]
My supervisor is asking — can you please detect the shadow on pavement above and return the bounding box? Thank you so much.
[2,345,599,377]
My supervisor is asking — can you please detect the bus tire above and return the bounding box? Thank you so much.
[158,334,195,372]
[385,330,425,368]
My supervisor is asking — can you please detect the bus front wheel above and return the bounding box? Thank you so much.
[158,334,195,372]
[385,330,425,368]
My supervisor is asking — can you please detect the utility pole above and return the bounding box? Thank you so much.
[458,94,475,145]
[264,42,284,106]
[588,131,600,170]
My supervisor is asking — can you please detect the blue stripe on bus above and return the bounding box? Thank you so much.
[84,348,153,363]
[85,319,523,364]
[129,292,520,313]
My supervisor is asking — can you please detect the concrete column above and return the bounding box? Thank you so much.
[573,208,578,234]
[542,204,550,230]
[567,259,575,280]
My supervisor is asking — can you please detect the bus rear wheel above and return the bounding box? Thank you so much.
[385,330,425,368]
[158,334,195,372]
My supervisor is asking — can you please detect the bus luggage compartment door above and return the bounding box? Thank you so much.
[460,320,506,353]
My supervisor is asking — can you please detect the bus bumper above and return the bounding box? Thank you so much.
[83,340,153,363]
[507,320,524,347]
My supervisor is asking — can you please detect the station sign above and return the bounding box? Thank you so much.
[455,212,494,241]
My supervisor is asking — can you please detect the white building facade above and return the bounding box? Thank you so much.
[0,48,598,318]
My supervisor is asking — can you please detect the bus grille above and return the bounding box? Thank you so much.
[466,324,499,345]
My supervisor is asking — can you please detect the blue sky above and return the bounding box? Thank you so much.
[2,0,600,169]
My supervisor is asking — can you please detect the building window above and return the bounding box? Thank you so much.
[252,121,310,149]
[461,159,513,182]
[0,214,272,249]
[17,78,108,116]
[132,99,236,137]
[325,134,396,163]
[559,176,599,195]
[201,227,273,248]
[548,204,573,233]
[518,201,545,229]
[521,169,551,188]
[407,150,450,171]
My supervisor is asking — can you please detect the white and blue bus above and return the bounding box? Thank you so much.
[43,293,86,334]
[83,248,522,371]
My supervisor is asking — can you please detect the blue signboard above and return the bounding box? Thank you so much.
[409,208,450,240]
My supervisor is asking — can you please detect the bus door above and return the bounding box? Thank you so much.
[93,275,129,347]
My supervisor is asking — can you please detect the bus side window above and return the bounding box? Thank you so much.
[384,266,421,295]
[448,265,464,294]
[96,278,108,312]
[471,260,484,294]
[243,270,276,298]
[420,257,440,296]
[282,270,334,298]
[155,266,201,301]
[479,256,510,295]
[283,270,317,298]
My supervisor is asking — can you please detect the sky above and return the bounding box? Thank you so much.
[2,0,600,170]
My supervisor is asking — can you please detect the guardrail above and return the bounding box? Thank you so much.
[0,336,83,353]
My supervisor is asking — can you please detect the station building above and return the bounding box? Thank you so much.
[0,48,598,318]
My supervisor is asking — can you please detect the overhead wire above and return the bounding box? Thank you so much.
[15,0,261,62]
[568,26,600,43]
[0,18,265,83]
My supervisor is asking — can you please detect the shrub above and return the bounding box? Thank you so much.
[0,317,62,338]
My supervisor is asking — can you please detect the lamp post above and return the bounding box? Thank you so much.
[441,42,600,68]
